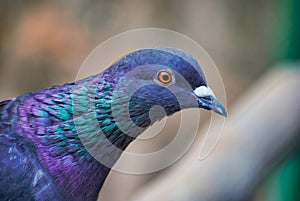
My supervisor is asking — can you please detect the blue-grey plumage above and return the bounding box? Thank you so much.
[0,47,226,201]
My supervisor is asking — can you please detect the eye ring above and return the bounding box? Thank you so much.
[157,71,173,84]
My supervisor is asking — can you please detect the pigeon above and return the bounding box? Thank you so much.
[0,47,226,201]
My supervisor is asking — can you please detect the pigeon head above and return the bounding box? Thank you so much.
[95,47,226,131]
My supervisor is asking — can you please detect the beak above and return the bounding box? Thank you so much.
[197,95,227,117]
[193,86,227,117]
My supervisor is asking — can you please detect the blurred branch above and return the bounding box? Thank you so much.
[130,66,300,201]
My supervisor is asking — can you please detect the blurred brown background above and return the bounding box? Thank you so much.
[0,0,275,102]
[0,1,299,201]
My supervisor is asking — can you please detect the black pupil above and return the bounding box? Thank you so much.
[162,74,169,81]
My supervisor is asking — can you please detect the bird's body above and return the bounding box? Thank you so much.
[0,47,226,201]
[0,81,111,201]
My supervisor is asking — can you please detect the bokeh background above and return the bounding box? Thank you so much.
[0,1,299,201]
[0,0,275,100]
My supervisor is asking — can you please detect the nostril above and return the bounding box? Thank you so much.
[201,96,212,101]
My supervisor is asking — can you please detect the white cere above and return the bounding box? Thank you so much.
[194,86,215,98]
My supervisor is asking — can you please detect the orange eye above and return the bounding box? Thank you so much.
[157,71,172,84]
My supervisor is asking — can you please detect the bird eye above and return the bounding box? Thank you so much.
[157,71,172,84]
